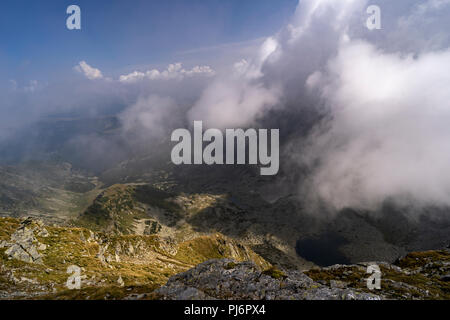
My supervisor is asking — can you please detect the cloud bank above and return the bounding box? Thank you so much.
[3,0,450,214]
[303,41,450,210]
[183,0,450,211]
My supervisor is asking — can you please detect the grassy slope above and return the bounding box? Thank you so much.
[0,217,269,300]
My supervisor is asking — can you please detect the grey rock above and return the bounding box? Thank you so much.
[3,218,46,264]
[330,280,348,289]
[5,244,34,263]
[155,259,382,300]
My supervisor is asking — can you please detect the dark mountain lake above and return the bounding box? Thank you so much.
[296,231,351,267]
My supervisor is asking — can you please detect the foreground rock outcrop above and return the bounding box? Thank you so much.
[0,218,48,264]
[154,248,450,300]
[153,259,381,300]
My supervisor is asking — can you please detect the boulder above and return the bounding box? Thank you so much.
[2,218,45,264]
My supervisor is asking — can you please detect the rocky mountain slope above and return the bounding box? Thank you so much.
[154,249,450,300]
[2,159,450,271]
[71,181,315,270]
[0,217,268,299]
[0,216,449,300]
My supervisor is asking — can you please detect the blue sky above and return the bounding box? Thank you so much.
[0,0,297,84]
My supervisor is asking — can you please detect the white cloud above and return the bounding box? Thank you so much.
[188,78,281,129]
[187,37,281,129]
[303,41,450,210]
[74,61,104,80]
[278,0,450,211]
[119,63,215,83]
[119,95,181,141]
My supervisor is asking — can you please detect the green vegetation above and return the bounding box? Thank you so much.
[175,234,270,270]
[395,250,450,269]
[262,266,287,280]
[225,262,237,270]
